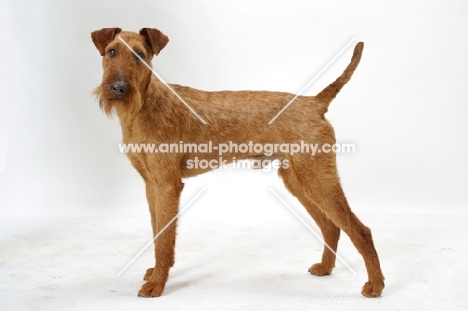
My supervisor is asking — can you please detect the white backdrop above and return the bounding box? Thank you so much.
[1,0,467,218]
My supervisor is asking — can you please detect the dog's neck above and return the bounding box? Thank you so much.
[116,75,189,143]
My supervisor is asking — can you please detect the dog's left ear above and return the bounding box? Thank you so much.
[91,28,122,56]
[139,28,169,56]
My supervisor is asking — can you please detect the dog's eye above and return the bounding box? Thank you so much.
[133,51,145,61]
[107,49,117,58]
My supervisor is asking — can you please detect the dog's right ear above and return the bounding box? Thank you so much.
[91,28,122,56]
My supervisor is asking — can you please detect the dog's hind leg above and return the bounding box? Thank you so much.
[279,167,340,276]
[282,154,384,297]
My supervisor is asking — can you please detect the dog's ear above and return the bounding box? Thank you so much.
[139,28,169,56]
[91,28,122,56]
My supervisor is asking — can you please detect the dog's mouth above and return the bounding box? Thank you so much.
[100,81,132,101]
[97,81,142,116]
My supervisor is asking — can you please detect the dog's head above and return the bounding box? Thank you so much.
[91,28,169,116]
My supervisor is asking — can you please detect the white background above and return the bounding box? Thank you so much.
[1,1,468,310]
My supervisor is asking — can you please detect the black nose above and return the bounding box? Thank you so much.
[110,81,127,97]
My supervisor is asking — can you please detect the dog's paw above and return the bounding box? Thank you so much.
[308,263,332,276]
[361,281,384,298]
[138,281,165,298]
[143,268,154,281]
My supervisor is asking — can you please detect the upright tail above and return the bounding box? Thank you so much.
[316,42,364,113]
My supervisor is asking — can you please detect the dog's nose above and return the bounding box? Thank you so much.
[110,81,128,97]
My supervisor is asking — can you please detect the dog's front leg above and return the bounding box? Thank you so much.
[138,179,184,297]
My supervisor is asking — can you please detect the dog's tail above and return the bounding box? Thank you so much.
[316,42,364,113]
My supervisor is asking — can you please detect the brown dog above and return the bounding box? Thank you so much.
[91,28,384,298]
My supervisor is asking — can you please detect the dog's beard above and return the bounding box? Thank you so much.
[93,85,142,117]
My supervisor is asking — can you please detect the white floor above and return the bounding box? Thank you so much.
[1,212,467,310]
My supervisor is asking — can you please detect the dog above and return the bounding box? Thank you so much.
[91,27,384,298]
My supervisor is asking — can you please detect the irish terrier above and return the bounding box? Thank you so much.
[91,27,384,298]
